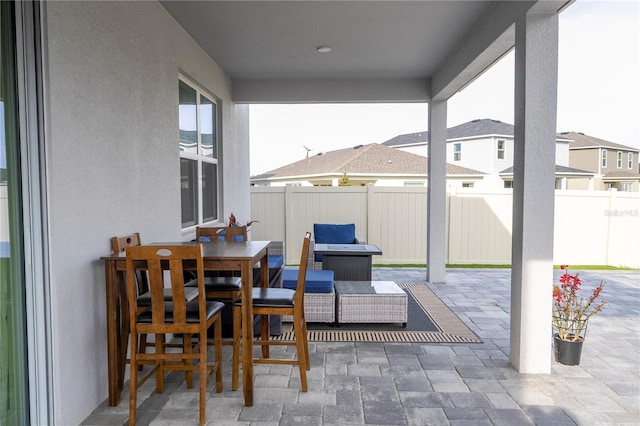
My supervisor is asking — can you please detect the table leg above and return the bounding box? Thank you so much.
[260,255,270,359]
[105,260,120,406]
[241,261,254,406]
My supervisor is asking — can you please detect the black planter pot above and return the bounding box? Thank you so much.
[554,334,584,365]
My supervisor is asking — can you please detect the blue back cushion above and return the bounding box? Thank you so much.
[313,223,356,261]
[314,223,356,244]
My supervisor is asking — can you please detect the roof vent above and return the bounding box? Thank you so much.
[354,144,363,149]
[471,119,481,122]
[316,152,324,156]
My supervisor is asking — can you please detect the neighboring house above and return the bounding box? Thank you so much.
[384,118,595,190]
[250,143,485,188]
[560,131,640,192]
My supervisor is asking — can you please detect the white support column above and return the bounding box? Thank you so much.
[427,101,447,283]
[510,11,559,373]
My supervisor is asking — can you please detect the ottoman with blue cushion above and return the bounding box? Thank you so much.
[281,268,335,323]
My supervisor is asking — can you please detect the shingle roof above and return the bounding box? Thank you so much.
[603,170,640,179]
[559,131,639,152]
[382,119,516,147]
[251,143,483,180]
[499,165,594,176]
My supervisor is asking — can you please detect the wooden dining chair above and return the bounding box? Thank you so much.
[231,232,312,392]
[196,225,247,243]
[126,243,224,426]
[190,226,245,342]
[112,233,198,361]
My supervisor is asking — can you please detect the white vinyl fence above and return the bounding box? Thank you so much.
[250,186,640,268]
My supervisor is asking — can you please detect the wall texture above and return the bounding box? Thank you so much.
[43,2,248,423]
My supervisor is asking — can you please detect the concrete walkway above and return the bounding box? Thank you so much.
[82,268,640,425]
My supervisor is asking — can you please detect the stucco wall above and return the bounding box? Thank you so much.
[43,2,248,423]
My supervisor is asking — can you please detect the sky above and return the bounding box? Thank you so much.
[249,0,640,176]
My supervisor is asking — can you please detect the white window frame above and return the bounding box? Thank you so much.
[601,149,607,168]
[497,139,505,160]
[179,76,220,230]
[628,152,633,169]
[453,143,461,161]
[617,151,623,169]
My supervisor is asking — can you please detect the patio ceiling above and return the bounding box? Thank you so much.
[160,1,571,103]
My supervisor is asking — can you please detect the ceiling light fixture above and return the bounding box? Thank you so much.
[317,46,331,53]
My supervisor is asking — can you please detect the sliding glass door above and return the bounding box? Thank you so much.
[0,1,29,424]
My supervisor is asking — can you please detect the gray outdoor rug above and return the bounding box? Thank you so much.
[274,283,482,343]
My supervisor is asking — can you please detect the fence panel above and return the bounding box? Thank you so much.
[250,186,640,268]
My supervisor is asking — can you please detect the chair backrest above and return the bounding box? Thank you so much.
[111,232,142,255]
[112,232,149,295]
[126,244,206,330]
[294,232,312,313]
[196,226,247,243]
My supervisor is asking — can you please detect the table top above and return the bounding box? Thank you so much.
[313,243,382,255]
[101,240,270,261]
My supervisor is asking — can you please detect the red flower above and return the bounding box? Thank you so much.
[552,266,606,341]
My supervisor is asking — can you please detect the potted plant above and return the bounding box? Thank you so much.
[552,265,606,365]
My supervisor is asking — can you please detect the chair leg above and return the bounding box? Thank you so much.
[301,315,310,370]
[129,332,139,426]
[293,316,308,392]
[138,334,147,371]
[231,304,241,391]
[199,328,207,426]
[214,316,223,393]
[155,334,165,393]
[184,333,194,389]
[261,314,270,358]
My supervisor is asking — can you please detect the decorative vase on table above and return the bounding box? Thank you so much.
[551,265,606,366]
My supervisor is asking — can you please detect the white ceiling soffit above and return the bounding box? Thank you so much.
[160,1,572,103]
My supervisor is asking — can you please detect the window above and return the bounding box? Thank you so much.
[617,151,623,168]
[504,181,514,189]
[179,78,219,228]
[601,149,607,168]
[628,152,633,169]
[462,182,474,188]
[453,143,461,161]
[497,140,505,159]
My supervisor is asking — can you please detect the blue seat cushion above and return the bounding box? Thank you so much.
[313,223,357,261]
[268,255,283,269]
[282,269,334,293]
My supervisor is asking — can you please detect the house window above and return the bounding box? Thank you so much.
[601,149,607,168]
[179,78,219,228]
[504,181,514,189]
[617,151,623,168]
[628,152,633,169]
[453,143,461,161]
[497,140,505,159]
[462,182,474,188]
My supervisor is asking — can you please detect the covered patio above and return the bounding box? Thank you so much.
[6,1,581,424]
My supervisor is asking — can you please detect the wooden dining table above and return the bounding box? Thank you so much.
[100,240,270,407]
